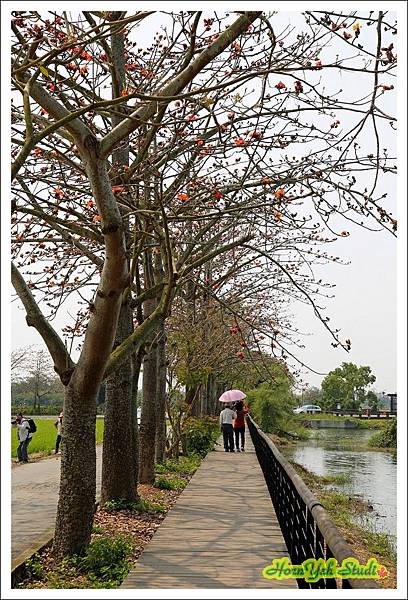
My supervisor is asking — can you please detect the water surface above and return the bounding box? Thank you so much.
[280,428,396,543]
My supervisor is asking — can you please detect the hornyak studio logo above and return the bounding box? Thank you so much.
[262,557,388,583]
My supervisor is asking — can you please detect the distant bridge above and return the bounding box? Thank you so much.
[327,410,396,419]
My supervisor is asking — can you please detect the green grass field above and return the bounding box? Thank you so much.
[11,418,105,459]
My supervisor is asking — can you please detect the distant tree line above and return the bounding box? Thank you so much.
[295,362,392,411]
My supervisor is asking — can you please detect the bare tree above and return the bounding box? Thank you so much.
[11,345,33,377]
[11,10,263,557]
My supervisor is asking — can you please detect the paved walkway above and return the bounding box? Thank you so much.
[11,446,102,564]
[121,433,296,589]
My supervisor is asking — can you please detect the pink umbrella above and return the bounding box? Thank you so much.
[219,389,247,403]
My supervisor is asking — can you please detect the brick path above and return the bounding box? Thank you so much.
[121,433,296,589]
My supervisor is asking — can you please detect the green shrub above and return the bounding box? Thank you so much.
[25,554,44,580]
[369,419,397,448]
[155,454,201,476]
[132,498,167,514]
[92,525,105,534]
[80,536,133,583]
[154,476,187,490]
[183,416,219,457]
[103,497,166,514]
[102,498,132,512]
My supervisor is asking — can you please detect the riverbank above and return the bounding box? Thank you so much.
[272,435,397,588]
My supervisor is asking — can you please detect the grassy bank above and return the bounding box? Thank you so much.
[287,458,397,588]
[11,418,105,459]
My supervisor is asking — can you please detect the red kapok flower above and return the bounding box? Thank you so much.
[214,191,223,200]
[274,188,285,199]
[275,81,287,90]
[86,200,95,208]
[80,51,92,61]
[177,193,189,201]
[112,186,125,193]
[34,148,42,157]
[53,188,64,199]
[93,215,102,223]
[234,137,245,146]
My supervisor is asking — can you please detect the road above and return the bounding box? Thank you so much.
[11,446,103,563]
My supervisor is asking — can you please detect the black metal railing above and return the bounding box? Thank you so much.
[248,416,378,589]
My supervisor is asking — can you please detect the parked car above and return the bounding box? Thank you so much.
[293,404,322,414]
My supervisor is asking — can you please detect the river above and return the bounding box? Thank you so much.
[280,428,397,545]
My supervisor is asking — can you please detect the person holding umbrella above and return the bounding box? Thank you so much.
[233,400,249,452]
[219,390,246,453]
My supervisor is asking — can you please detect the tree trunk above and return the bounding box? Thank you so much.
[100,300,137,504]
[100,17,139,505]
[185,384,196,407]
[131,350,143,481]
[187,385,200,416]
[52,382,97,557]
[202,374,211,416]
[155,325,167,463]
[138,299,158,484]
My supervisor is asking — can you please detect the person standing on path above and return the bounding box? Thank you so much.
[219,404,236,452]
[233,400,248,452]
[54,410,63,454]
[13,413,32,463]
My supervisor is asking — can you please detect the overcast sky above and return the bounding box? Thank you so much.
[8,7,401,395]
